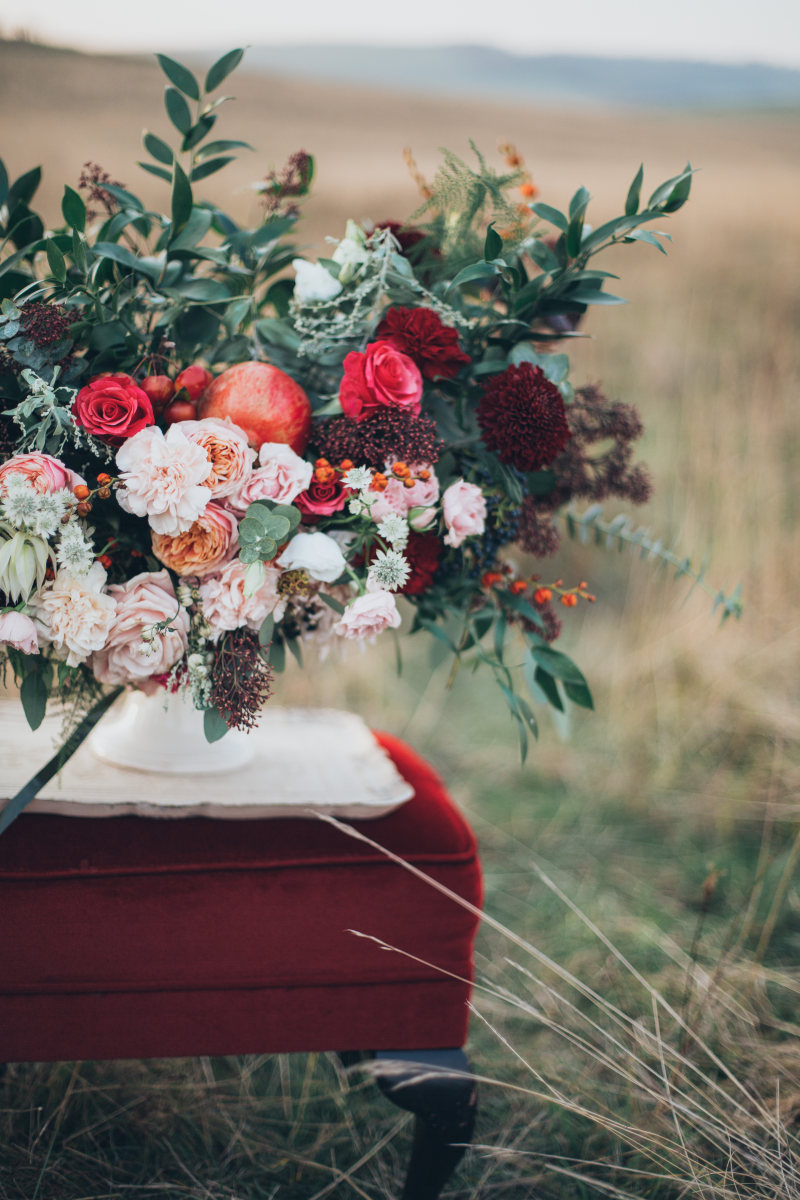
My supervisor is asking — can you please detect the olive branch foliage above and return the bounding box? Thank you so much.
[0,46,740,758]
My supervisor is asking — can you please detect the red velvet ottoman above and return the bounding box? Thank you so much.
[0,730,482,1199]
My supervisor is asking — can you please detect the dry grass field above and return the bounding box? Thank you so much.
[1,38,799,1200]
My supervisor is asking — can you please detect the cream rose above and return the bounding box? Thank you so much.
[92,569,189,692]
[442,479,487,548]
[32,562,116,667]
[151,502,237,579]
[179,417,256,498]
[334,590,401,641]
[198,558,284,638]
[115,425,212,535]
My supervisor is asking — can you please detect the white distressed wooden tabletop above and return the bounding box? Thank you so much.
[0,702,413,821]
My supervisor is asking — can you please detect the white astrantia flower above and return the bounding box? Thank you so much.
[0,477,39,529]
[292,258,343,304]
[366,548,411,593]
[376,513,409,549]
[31,490,70,539]
[342,466,373,492]
[55,522,95,576]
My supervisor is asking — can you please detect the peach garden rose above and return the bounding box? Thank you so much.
[151,502,238,578]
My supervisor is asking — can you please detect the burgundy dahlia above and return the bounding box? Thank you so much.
[477,362,571,472]
[376,306,470,381]
[401,531,442,596]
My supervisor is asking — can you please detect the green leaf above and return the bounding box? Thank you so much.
[138,161,172,183]
[171,277,231,302]
[168,206,213,250]
[564,679,594,710]
[203,706,229,742]
[170,161,193,234]
[8,166,41,209]
[568,186,590,220]
[483,222,503,261]
[238,517,265,544]
[269,637,286,673]
[531,646,592,709]
[61,185,86,232]
[566,212,585,258]
[527,239,561,273]
[0,159,8,207]
[531,202,568,231]
[100,182,144,213]
[182,115,217,152]
[258,614,275,646]
[624,229,669,255]
[45,239,67,282]
[648,164,693,210]
[625,163,644,216]
[143,131,174,166]
[563,285,626,306]
[286,637,303,668]
[20,671,48,730]
[533,665,564,711]
[191,156,234,182]
[156,53,200,100]
[70,229,90,272]
[662,167,693,214]
[318,592,345,615]
[195,139,254,159]
[205,48,245,93]
[447,261,499,290]
[165,86,192,136]
[92,241,140,273]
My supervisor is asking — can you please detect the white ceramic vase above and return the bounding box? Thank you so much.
[88,688,256,775]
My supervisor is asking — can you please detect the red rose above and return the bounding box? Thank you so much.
[401,531,441,596]
[73,375,154,444]
[376,307,470,381]
[295,476,350,521]
[339,340,423,422]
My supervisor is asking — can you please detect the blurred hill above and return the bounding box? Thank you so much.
[241,44,800,110]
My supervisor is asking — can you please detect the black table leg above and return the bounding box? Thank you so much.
[372,1047,477,1200]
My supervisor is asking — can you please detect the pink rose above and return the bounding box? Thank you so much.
[442,480,487,548]
[227,443,313,515]
[178,417,255,498]
[0,610,39,654]
[0,452,85,495]
[334,589,402,641]
[367,478,408,523]
[92,569,190,693]
[198,559,284,638]
[339,340,423,421]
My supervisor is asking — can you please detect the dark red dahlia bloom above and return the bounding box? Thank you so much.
[401,531,442,596]
[376,307,471,382]
[477,362,571,471]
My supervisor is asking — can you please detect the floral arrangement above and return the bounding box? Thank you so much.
[0,48,741,760]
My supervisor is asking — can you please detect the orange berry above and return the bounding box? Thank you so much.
[579,581,588,590]
[533,587,552,605]
[481,572,503,588]
[519,181,537,198]
[314,466,336,484]
[98,554,112,569]
[73,484,90,500]
[370,473,388,493]
[76,500,92,517]
[96,472,111,486]
[314,458,330,469]
[506,154,521,167]
[561,593,578,608]
[510,580,527,595]
[339,459,354,472]
[417,469,431,481]
[403,477,416,489]
[392,462,410,477]
[97,486,111,500]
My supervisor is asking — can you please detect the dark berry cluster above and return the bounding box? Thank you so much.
[209,629,273,732]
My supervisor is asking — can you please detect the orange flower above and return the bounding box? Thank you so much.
[151,502,237,578]
[510,580,527,595]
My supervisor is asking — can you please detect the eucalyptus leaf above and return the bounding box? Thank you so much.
[156,54,201,101]
[625,163,644,215]
[165,86,192,136]
[191,156,234,182]
[205,48,245,93]
[20,671,48,730]
[143,131,174,166]
[258,614,275,646]
[138,161,172,183]
[531,202,568,231]
[203,706,229,742]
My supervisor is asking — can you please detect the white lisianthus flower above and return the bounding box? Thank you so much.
[277,531,346,584]
[32,561,116,668]
[292,258,343,304]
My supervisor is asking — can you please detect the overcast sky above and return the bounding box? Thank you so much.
[4,0,799,66]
